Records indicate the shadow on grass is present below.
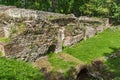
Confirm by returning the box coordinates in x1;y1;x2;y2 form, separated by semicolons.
104;47;120;57
104;47;120;79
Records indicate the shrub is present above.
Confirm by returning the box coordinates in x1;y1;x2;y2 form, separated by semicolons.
0;58;44;80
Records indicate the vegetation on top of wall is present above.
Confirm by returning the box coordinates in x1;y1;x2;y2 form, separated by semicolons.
1;0;120;24
10;22;26;35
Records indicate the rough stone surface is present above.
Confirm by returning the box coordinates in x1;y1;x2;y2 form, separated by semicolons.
35;56;53;72
6;19;58;62
3;25;12;38
0;5;110;62
55;29;63;53
96;26;104;33
64;36;73;46
85;27;96;39
64;34;83;46
0;27;5;38
88;59;114;80
0;43;6;56
0;5;16;14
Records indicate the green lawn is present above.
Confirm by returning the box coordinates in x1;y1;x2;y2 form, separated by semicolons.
0;58;44;80
48;53;77;71
64;29;120;63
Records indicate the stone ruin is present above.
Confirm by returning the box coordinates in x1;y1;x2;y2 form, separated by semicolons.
0;5;110;62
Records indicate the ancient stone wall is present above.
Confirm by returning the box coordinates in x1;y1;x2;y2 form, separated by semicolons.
0;5;16;14
0;6;67;20
0;5;110;62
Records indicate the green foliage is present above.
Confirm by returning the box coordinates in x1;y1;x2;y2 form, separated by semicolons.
57;0;74;13
64;29;120;63
0;37;10;43
0;58;44;80
105;57;120;79
48;53;77;71
10;22;26;35
1;0;120;23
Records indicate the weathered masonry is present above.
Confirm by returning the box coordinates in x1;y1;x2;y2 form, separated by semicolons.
0;5;110;62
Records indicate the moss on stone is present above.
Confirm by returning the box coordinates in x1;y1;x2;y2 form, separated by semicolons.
0;37;10;43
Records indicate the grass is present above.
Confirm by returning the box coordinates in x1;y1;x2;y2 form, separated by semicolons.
0;58;44;80
48;53;78;72
64;29;120;63
105;57;120;79
0;37;10;43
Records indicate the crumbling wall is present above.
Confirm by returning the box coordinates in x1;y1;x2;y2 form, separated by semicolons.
6;19;58;62
50;16;109;46
0;5;110;62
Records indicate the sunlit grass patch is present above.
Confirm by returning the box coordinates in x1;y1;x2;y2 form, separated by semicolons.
64;29;120;63
48;53;78;72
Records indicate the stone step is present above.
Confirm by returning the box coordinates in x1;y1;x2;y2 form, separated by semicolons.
34;56;53;72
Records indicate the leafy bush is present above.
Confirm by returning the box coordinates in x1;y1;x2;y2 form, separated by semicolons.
0;58;44;80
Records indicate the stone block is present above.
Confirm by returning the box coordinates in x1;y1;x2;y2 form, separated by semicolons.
85;27;96;39
0;27;5;38
96;26;104;33
2;43;24;56
0;43;6;56
64;33;83;46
